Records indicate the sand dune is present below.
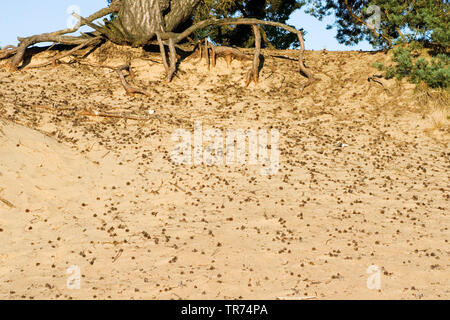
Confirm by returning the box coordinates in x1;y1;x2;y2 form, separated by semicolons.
0;44;448;299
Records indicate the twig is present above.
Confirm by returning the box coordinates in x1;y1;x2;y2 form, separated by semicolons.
30;104;56;111
167;37;178;81
0;45;17;59
164;17;317;88
0;197;15;208
112;249;123;263
368;75;391;93
205;38;210;70
169;182;187;193
0;187;14;208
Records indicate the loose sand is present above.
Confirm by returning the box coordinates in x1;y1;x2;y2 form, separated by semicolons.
0;43;448;299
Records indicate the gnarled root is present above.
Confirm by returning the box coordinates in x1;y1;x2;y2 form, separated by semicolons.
156;34;178;81
0;46;18;60
4;5;119;71
201;40;251;69
116;65;152;97
214;47;250;67
7;35;93;71
163;17;318;92
157;33;170;75
167;38;178;81
245;25;262;87
205;39;211;70
27;37;102;69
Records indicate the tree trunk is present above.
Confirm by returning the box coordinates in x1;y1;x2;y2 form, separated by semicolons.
115;0;200;46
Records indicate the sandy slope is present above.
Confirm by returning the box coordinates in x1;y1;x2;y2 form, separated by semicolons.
0;43;448;299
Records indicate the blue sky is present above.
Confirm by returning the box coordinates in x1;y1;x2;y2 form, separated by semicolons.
0;1;373;51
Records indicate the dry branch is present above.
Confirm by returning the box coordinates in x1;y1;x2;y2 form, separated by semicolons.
210;42;216;67
205;39;210;70
211;46;251;66
0;187;14;208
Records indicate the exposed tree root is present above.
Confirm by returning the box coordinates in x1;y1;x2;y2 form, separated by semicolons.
199;40;251;69
368;75;391;94
157;33;170;75
245;25;262;87
208;40;215;68
5;5;119;71
0;45;18;60
1;5;317;94
214;46;251;66
167;37;178;81
26;38;102;69
205;39;211;70
59;61;155;98
228;47;251;64
161;17;318;91
116;65;153;97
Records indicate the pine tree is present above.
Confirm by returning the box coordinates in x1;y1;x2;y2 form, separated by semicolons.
305;0;449;88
